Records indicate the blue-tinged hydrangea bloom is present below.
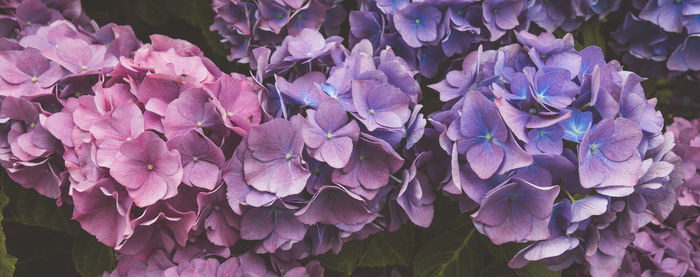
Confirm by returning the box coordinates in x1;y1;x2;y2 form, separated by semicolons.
610;0;700;78
219;28;433;268
428;31;682;276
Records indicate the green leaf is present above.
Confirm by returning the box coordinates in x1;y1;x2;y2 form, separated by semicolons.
318;241;365;275
2;174;80;235
319;227;414;275
577;19;607;55
72;235;116;277
413;227;484;277
0;184;17;277
357;227;414;268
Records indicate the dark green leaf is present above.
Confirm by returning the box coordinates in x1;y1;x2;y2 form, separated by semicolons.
0;184;17;277
357;227;413;268
319;227;414;275
413;227;484;277
72;235;116;277
318;240;365;275
577;19;606;55
2;176;79;235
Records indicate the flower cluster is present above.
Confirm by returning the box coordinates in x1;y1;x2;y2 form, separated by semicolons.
609;0;700;78
616;118;700;277
343;0;624;78
428;31;682;276
0;1;327;275
231;27;436;260
210;0;346;62
0;0;140;200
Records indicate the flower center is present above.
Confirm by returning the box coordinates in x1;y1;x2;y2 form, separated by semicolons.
26;21;31;25
81;66;88;71
29;122;36;128
358;154;365;161
31;76;38;83
508;194;518;202
485;132;494;142
369;109;375;115
528;107;537;114
414;18;421;25
276;13;284;19
492;8;498;14
326;133;333;140
285;153;293;161
674;0;682;4
196;121;203;127
193;157;199;162
227;111;233;118
589;143;599;153
147;164;155;171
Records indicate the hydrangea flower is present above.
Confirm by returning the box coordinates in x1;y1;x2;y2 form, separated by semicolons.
302;99;360;168
211;0;345;61
223;30;432;264
428;32;681;276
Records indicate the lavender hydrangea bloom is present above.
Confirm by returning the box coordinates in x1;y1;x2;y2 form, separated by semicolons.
639;0;700;33
447;91;533;179
244;118;310;198
240;203;307;253
397;152;436;228
110;131;183;207
428;31;678;276
166;130;225;190
302;100;360;168
472;178;560;244
352;73;411;131
295;185;374;226
331;133;404;199
483;0;524;40
667;34;700;71
578;118;643;197
393;3;443;48
71;178;133;248
0;48;63;98
276;72;329;108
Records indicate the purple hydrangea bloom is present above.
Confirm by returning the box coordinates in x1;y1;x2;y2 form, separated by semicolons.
71;178;133;247
240;202;307;253
166;130;225;190
483;0;524;40
0;48;63;98
110;131;184;207
472;178;560;244
295;185;374;226
667;34;700;71
243;118;310;198
331;133;404;199
393;3;443;48
639;0;700;33
447;91;533;179
578;118;643;197
397;152;436;228
352;73;411;131
302;100;360;168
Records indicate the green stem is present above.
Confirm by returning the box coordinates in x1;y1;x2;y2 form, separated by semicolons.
564;188;576;203
389;175;403;184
